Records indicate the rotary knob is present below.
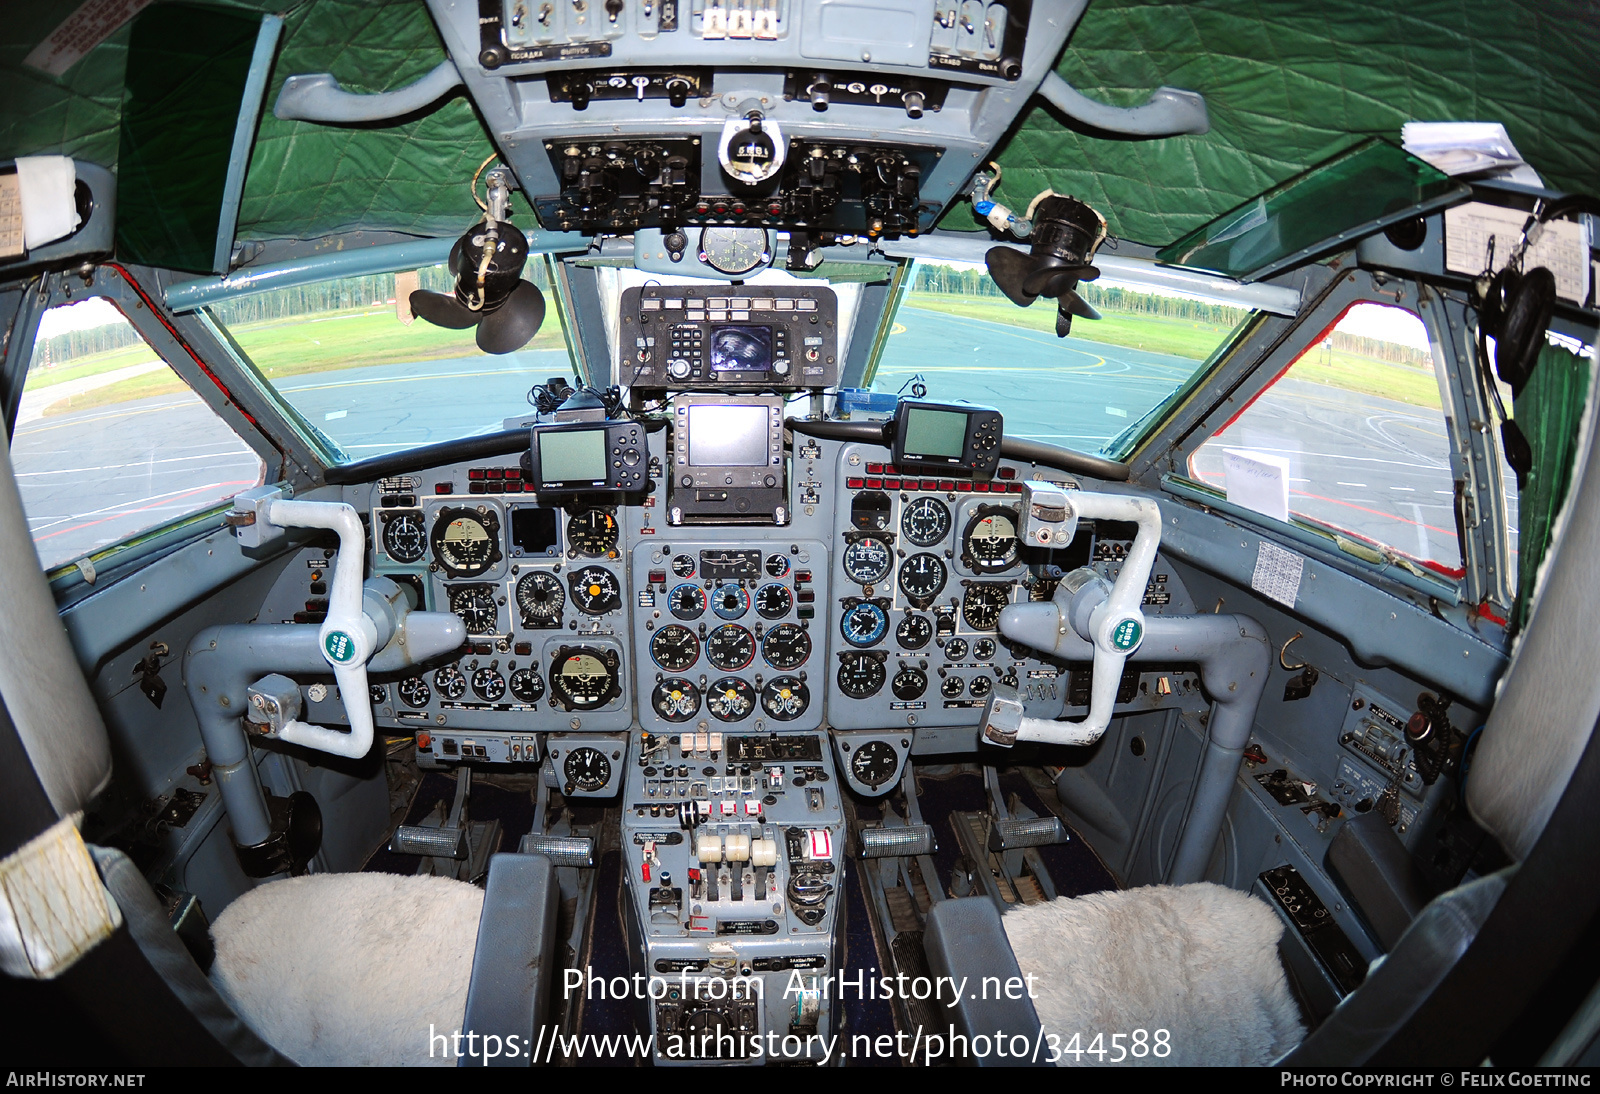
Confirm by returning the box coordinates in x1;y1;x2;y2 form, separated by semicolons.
667;357;692;380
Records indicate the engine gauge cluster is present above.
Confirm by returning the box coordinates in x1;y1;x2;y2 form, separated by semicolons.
632;539;825;732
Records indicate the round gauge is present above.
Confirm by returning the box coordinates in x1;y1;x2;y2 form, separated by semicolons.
568;566;621;615
764;553;790;578
668;583;708;620
369;683;388;706
901;497;952;547
849;740;900;789
430;508;502;578
650;624;700;672
897;553;948;608
969;675;994;699
671;554;696;579
562;746;612;793
698;226;771;276
943;637;969;661
515;571;565;628
651;678;702;722
448;584;499;635
381;512;427;563
710;583;751;620
433;664;467;701
962;584;1011;631
567;508;619;557
755;582;792;619
974;638;997;661
760;677;809;721
761;622;811;669
706;677;756;722
398;676;431;708
940;675;965;698
472;668;506;702
840;601;888;648
548;646;621;710
961;507;1021;574
896;613;932;650
842;537;893;585
837;653;887;699
706;624;755;672
891;667;927;701
509;668;545;704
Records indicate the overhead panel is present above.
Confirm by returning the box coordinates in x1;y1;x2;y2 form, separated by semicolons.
428;0;1057;241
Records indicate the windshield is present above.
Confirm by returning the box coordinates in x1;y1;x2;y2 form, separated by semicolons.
205;264;570;460
870;260;1257;457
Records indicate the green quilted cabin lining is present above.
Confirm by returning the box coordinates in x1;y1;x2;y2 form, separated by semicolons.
2;0;1597;247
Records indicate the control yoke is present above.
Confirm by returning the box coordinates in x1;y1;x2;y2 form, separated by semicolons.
981;481;1160;748
222;490;460;760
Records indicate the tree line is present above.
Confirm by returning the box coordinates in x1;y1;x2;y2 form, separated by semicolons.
910;262;1248;326
207;262;554;326
34;318;144;366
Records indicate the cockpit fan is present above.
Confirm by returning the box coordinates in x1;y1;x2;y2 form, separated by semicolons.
985;194;1107;338
409;162;546;355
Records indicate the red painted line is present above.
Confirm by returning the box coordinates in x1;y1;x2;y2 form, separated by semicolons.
35;480;256;542
1289;487;1457;538
1212;302;1372;436
105;264;285;469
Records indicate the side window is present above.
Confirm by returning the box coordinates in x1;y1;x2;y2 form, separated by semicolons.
13;295;265;571
1189;302;1462;577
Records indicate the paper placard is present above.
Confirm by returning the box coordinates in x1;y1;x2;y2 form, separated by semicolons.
0;175;23;261
1223;448;1290;523
1445;202;1592;304
1252;541;1305;609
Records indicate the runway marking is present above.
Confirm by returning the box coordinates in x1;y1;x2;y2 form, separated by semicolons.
14;449;250;477
1336;482;1368;488
16;396;207;436
276;363;549;395
32;480;256;543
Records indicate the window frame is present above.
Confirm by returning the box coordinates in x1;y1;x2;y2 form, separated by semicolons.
5;265;282;590
1165;269;1513;613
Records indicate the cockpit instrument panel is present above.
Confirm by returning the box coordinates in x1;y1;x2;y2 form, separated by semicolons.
668;395;787;524
621;284;839;390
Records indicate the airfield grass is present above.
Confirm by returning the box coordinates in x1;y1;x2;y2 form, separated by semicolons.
898;294;1441;409
37;308;570;417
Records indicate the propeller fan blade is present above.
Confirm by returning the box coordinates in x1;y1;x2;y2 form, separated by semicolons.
1020;260;1100;300
409;290;479;330
985;247;1042;307
1063;290;1101;320
475;280;547;355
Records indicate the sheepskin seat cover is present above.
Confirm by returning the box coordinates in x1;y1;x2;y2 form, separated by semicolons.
210;872;485;1066
1002;883;1305;1066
